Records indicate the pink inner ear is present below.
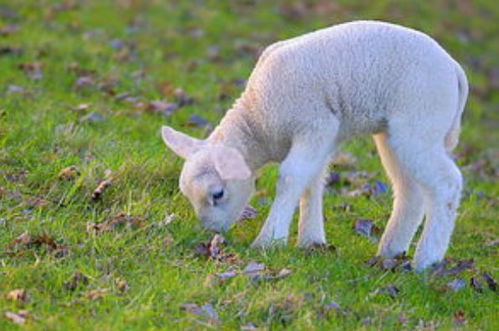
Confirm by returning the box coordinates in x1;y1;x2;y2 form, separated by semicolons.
213;147;251;181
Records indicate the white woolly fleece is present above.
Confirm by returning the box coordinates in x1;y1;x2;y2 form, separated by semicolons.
162;21;468;271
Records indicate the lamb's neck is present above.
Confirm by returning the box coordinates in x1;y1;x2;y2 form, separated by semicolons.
207;99;269;172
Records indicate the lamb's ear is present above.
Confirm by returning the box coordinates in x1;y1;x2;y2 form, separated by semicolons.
161;126;204;159
213;147;251;181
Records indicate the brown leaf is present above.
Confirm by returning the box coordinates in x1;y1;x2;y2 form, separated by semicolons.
6;289;28;303
86;213;145;234
172;88;195;106
144;100;178;116
116;278;129;292
366;252;412;272
195;234;237;262
58;166;80;180
237;205;258;222
18;62;43;80
454;309;467;325
242;262;292;281
84;288;108;300
12;232;32;245
431;258;475;278
10;231;68;257
64;272;89;291
91;179;112;201
163;234;174;248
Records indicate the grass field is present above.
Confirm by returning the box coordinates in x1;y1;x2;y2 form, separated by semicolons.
0;0;498;329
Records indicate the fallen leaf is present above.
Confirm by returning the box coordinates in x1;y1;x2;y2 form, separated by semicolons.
116;278;129;292
195;234;237;262
375;284;400;298
216;270;237;280
325;171;341;186
12;232;32;245
243;262;266;280
237;205;258;222
445;278;466;292
180;303;220;324
331;151;357;168
6;84;27;94
145;100;178;116
470;276;483;293
454;309;467;325
0;45;23;56
25;197;50;208
18;62;43;80
4;311;29;325
79;112;107;123
172;87;195;106
242;262;292;281
74;76;94;89
70;103;90;113
482;272;497;292
363;181;388;196
84;288;108;300
86;213;145;234
186;114;212;129
354;218;381;242
240;323;258;330
10;231;68;257
163;234;174;247
91;179;112;201
0;23;19;36
58;166;80;180
431;258;475;278
64;272;89;291
6;289;28;303
324;301;341;311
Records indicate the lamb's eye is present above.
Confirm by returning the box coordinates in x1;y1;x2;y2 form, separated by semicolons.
212;190;224;201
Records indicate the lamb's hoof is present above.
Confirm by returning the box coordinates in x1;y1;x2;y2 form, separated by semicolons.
297;238;327;249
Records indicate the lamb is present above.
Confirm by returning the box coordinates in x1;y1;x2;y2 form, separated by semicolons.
161;20;468;271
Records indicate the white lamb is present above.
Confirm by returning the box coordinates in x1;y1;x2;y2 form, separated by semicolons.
161;20;468;271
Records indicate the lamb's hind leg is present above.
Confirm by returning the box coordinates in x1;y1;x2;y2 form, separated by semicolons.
297;164;328;247
374;133;425;258
379;130;462;271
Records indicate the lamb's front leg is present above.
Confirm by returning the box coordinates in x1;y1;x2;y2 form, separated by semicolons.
252;133;336;248
297;168;328;247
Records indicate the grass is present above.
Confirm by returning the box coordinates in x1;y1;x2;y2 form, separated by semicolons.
0;0;498;329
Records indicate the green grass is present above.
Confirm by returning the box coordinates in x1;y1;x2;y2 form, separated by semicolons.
1;0;498;329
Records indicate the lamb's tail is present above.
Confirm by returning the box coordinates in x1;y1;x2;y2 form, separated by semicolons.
445;62;469;151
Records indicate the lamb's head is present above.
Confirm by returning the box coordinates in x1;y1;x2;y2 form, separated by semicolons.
161;126;254;232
